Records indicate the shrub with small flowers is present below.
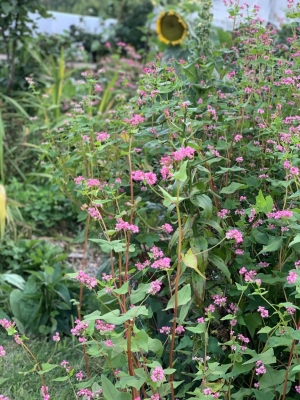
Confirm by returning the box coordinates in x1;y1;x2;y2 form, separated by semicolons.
4;0;300;399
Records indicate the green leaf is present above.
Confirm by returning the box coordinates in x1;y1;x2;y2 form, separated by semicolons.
257;326;273;334
186;323;206;334
102;375;131;400
38;363;59;375
289;234;300;248
113;281;129;295
190;194;212;219
159;186;185;206
208;253;231;282
243;313;262;338
182;248;205;278
165;284;191;310
52;376;69;382
243;348;276;365
220;182;248;194
1;273;25;289
173;161;188;182
258;237;283;254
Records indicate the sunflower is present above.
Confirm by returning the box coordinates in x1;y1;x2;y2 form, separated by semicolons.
156;11;187;46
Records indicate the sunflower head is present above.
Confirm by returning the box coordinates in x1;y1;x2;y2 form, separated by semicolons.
156;11;187;46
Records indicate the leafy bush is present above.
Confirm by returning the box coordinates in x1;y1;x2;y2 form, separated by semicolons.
6;180;76;231
3;1;300;399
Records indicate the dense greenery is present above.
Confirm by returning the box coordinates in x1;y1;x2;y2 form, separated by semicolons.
1;0;300;399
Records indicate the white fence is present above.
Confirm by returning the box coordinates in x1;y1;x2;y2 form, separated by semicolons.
29;1;295;36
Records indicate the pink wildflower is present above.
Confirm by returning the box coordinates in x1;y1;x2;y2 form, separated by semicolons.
151;366;165;382
287;271;298;284
144;172;157;185
160;326;171;334
257;306;269;318
172;146;195;161
0;346;5;357
123;114;145;125
41;385;50;400
161;223;173;233
175;326;185;334
75;271;97;290
53;332;60;342
226;229;243;244
74;176;85;185
152;257;171;269
96;132;110;142
255;360;266;375
149;280;162;295
76;371;84;381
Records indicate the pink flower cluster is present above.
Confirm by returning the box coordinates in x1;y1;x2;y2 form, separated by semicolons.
203;388;220;397
267;210;293;219
160;326;171;334
77;388;102;398
175;325;185;334
71;319;88;338
255;360;266;375
0;346;5;357
0;396;9;400
172;146;195;161
150;366;165;382
123;114;145;125
41;385;50;400
53;332;60;342
212;294;227;306
257;306;269;318
149;279;162;295
115;218;139;233
131;170;157;185
0;319;15;330
95;320;115;333
287;271;298;284
88;207;102;220
161;223;173;233
75;271;98;290
226;229;243;244
96;132;110;142
76;371;84;381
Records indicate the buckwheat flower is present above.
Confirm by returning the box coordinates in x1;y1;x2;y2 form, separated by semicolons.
94;83;103;93
257;109;264;114
213;295;227;306
295;260;300;269
205;304;215;314
172;146;195;161
236;157;243;163
95;320;115;333
234;134;243;142
75;271;97;290
152;257;171;269
77;388;94;398
74;176;85;185
86;178;101;187
197;317;205;323
283;160;291;169
175;326;185;334
161;166;172;180
151;366;164;382
204;388;212;395
287;271;298;284
226;229;243;244
160;326;171;334
149;279;162;295
115;218;139;233
217;209;229;218
254;382;260;388
41;385;50;400
76;371;84;381
197;98;203;104
96;132;110;142
14;335;22;345
295;385;300;394
53;332;60;342
123;114;145;125
258;262;269;268
88;207;102;220
0;346;5;357
131;170;145;181
255;360;266;375
60;360;69;368
290;166;299;175
150;246;164;259
240;196;247;201
0;396;9;400
104;339;114;348
161;223;173;233
286;306;296;315
144;172;157;185
235;249;244;255
257;306;269;318
151;395;160;400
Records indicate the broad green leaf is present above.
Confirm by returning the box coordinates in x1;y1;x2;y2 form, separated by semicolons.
258;237;283;254
190;194;212;219
289;234;300;248
243;348;276;365
113;281;129;295
102;375;131;400
208;253;231;282
173;160;188;182
257;326;273;334
159;186;185;206
186;323;206;334
38;363;59;375
165;284;191;310
220;182;248;194
243;313;262;338
182;248;205;278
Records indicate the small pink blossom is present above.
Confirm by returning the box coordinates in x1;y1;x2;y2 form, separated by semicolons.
287;271;298;284
160;326;171;334
149;280;162;295
151;366;164;382
76;371;84;381
53;332;60;342
175;325;185;334
75;271;97;290
0;346;5;357
161;223;173;233
257;306;269;318
226;229;243;244
96;132;110;142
